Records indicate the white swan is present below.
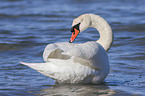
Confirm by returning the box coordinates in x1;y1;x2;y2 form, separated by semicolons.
20;14;113;84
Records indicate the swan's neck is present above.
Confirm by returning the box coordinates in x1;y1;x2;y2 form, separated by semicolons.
89;14;113;51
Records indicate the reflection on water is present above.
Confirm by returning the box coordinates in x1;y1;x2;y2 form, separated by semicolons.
35;85;121;96
33;84;141;96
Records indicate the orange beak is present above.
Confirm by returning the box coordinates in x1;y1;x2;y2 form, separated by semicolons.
69;28;80;43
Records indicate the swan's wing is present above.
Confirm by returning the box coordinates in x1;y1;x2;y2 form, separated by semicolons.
61;42;107;70
72;56;99;70
43;42;106;70
43;43;71;62
43;42;95;69
61;42;99;59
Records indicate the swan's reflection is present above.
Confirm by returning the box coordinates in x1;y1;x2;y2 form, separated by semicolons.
36;84;115;96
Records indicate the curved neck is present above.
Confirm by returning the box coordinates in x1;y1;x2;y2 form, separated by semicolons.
89;14;113;51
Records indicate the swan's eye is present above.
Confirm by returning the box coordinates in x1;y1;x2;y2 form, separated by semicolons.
70;23;80;33
71;27;75;33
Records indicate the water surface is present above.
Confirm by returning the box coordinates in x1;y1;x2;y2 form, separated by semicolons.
0;0;145;95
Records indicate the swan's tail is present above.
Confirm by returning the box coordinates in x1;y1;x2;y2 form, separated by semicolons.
20;61;45;65
20;61;56;79
20;61;51;70
20;61;46;70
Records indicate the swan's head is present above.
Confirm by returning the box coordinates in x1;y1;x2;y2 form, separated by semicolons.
69;14;91;43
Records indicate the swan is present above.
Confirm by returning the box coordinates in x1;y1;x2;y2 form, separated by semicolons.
20;14;113;84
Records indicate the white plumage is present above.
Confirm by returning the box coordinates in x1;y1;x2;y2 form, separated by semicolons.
21;14;113;84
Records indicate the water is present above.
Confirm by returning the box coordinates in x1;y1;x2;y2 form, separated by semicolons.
0;0;145;95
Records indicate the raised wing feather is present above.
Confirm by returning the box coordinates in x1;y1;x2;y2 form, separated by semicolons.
43;42;105;70
43;43;72;62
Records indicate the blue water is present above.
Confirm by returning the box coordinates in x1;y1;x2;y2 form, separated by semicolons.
0;0;145;95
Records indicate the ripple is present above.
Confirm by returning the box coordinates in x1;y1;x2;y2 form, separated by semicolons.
113;24;145;32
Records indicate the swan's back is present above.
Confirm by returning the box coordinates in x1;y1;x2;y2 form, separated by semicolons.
42;41;109;84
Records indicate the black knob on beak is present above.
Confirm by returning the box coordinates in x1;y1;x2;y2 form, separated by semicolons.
69;40;72;43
